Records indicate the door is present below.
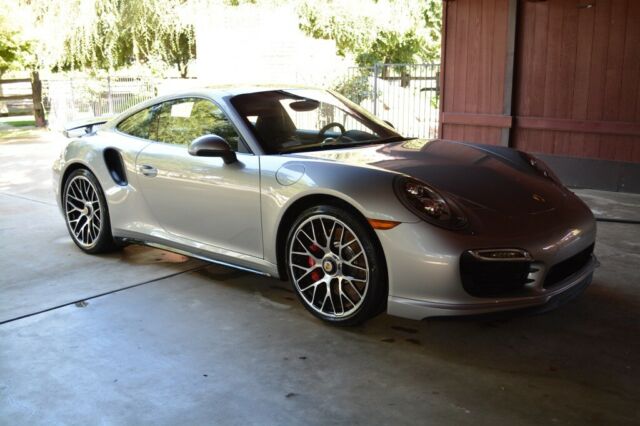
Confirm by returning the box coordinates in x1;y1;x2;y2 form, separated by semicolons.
135;97;263;258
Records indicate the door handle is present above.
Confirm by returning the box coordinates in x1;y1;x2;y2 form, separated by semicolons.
138;164;158;177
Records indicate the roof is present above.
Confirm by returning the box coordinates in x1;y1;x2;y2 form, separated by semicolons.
201;84;324;97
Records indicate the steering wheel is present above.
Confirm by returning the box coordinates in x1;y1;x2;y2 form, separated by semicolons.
318;122;346;142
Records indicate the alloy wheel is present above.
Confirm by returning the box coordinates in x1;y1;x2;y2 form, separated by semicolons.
65;175;102;248
289;214;370;319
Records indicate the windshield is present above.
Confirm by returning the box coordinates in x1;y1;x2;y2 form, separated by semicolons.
230;89;404;154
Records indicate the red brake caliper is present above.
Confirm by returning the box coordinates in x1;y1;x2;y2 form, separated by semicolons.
309;244;321;282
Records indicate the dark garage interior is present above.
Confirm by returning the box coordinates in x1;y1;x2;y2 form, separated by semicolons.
1;1;640;425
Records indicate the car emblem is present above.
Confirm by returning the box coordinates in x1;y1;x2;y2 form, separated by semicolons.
532;194;546;203
323;260;334;272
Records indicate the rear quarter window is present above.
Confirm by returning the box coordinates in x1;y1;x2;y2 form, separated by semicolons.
116;106;158;139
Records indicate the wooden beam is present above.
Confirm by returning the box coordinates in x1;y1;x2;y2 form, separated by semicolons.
0;78;31;84
515;116;640;137
0;94;32;101
442;112;513;128
502;0;519;147
438;0;450;139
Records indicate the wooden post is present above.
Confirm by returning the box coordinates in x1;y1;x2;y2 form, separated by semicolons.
31;71;46;128
501;0;518;147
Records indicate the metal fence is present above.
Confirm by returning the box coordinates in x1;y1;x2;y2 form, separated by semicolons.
341;63;440;139
42;77;157;129
40;67;441;137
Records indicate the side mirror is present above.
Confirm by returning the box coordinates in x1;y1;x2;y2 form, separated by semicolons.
188;134;237;164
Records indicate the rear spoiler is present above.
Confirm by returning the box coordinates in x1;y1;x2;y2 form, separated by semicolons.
63;116;113;138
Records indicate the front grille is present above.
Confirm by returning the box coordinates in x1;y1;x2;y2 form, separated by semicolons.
460;253;533;297
544;244;595;289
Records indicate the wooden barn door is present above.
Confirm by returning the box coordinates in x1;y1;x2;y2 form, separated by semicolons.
440;0;516;146
440;0;640;163
512;0;640;163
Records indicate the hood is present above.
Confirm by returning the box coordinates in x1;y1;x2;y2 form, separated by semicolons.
289;139;571;217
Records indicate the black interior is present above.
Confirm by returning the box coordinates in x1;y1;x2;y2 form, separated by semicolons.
230;90;394;154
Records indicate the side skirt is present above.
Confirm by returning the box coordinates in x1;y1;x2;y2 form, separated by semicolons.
115;232;279;278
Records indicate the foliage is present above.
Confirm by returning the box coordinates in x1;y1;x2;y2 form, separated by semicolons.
357;30;427;66
422;0;443;62
298;2;374;59
331;72;373;104
23;0;196;76
298;0;442;67
0;13;33;77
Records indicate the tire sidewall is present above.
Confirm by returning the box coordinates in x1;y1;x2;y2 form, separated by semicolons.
285;204;388;326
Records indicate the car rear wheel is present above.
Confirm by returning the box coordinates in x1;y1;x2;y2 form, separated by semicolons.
63;168;118;254
286;205;387;326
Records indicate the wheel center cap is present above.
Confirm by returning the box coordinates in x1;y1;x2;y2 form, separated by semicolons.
322;256;340;275
82;202;93;218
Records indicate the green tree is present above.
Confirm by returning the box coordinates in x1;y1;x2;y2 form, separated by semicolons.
25;0;196;76
0;15;33;79
0;12;34;117
298;0;442;67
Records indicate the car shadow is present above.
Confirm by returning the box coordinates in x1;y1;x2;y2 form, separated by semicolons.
189;264;639;402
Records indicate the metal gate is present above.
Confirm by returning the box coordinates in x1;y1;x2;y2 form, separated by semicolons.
340;63;441;139
42;77;157;129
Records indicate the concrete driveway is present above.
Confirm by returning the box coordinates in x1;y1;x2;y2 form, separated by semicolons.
1;132;639;425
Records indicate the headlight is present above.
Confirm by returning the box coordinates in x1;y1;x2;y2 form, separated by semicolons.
521;153;562;185
394;176;467;230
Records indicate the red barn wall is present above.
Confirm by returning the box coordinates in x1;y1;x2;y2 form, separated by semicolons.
441;0;512;146
441;0;640;174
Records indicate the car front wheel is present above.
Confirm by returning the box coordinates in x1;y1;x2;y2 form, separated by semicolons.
286;205;387;326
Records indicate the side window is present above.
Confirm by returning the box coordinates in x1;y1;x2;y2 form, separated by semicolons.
155;98;245;152
116;106;158;139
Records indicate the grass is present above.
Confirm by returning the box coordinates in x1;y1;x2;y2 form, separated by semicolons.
0;127;44;141
0;116;40;141
4;119;36;127
0;116;36;127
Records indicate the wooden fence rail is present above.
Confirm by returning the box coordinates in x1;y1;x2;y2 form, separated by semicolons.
0;73;46;127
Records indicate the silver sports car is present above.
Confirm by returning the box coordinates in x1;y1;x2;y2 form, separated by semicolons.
53;87;598;325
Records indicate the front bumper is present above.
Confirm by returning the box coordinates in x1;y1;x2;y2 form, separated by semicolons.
376;215;598;320
387;256;597;320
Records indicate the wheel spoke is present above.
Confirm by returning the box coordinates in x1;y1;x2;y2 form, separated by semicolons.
292;264;317;282
294;236;321;259
320;219;329;246
300;280;321;293
344;279;363;299
327;221;337;246
299;229;319;248
327;284;337;314
342;275;367;283
337;281;346;314
343;260;367;272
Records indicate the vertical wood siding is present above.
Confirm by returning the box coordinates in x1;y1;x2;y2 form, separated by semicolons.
514;0;640;162
441;0;640;163
441;0;510;145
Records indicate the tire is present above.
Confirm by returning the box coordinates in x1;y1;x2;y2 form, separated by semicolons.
62;168;119;254
285;204;388;326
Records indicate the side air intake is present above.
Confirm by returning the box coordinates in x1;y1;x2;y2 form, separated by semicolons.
103;148;127;186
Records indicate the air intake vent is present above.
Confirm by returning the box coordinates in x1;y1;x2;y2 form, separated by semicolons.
544;244;594;289
103;148;127;186
460;250;533;297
